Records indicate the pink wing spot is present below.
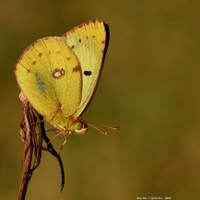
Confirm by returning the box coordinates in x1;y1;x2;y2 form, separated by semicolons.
52;68;65;78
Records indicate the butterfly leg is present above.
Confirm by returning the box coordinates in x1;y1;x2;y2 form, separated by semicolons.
59;130;72;154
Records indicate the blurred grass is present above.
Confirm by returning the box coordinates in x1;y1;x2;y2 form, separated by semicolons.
1;0;200;199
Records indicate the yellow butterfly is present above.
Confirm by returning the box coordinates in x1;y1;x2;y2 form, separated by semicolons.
15;19;119;136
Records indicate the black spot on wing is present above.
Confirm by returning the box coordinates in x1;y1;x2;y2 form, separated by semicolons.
84;71;92;76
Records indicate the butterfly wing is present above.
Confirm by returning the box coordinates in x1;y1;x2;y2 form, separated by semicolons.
62;19;110;117
15;37;82;127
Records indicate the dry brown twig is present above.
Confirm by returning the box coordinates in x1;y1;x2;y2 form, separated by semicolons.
17;92;65;200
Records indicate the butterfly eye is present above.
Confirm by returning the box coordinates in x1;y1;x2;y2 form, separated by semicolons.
74;122;88;135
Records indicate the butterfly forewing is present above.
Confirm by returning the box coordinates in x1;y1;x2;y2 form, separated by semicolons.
62;19;110;116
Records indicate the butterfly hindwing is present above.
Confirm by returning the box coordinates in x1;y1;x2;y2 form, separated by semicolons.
15;37;82;119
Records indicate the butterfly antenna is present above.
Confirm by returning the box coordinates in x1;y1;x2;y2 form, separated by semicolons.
86;121;120;135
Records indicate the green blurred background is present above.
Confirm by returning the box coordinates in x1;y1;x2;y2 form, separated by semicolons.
1;0;200;199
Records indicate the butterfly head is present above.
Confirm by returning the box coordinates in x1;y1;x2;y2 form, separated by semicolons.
73;118;120;135
72;117;89;135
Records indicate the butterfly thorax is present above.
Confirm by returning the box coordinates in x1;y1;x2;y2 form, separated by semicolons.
50;114;88;134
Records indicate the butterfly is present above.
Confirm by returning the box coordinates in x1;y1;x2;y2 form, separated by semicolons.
15;19;119;136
